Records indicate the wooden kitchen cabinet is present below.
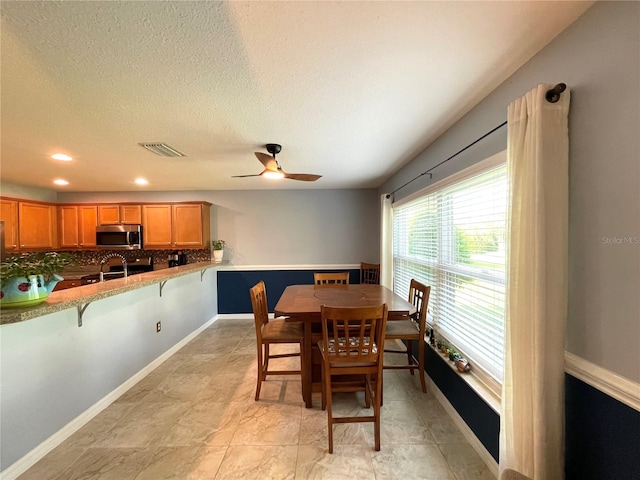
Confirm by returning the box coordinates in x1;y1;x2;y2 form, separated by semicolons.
59;205;98;248
79;206;98;247
142;202;211;249
142;204;173;248
59;206;79;248
98;205;142;225
172;204;211;247
0;198;19;253
1;197;210;253
18;201;57;250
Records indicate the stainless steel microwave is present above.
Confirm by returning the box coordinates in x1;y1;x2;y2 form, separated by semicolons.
96;224;143;250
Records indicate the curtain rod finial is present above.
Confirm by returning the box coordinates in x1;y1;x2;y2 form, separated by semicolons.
546;83;566;103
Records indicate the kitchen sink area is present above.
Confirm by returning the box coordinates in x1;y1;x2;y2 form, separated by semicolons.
80;256;155;285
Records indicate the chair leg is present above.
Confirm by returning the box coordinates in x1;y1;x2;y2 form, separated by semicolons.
407;340;414;375
321;361;326;410
325;367;334;453
364;374;371;409
264;343;270;372
372;375;381;451
255;343;264;401
418;339;427;393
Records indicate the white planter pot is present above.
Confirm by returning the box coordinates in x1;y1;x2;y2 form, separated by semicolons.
213;249;223;262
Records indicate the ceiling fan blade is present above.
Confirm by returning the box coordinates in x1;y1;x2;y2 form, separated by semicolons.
232;174;262;178
283;172;322;182
255;152;277;170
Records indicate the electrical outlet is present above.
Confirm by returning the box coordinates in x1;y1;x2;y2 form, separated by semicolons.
156;321;161;333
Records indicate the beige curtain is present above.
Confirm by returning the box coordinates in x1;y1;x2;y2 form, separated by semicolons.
380;194;393;288
499;84;570;480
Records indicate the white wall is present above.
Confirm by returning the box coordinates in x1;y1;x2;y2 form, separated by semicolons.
57;189;381;265
381;2;640;382
0;182;58;203
0;270;217;471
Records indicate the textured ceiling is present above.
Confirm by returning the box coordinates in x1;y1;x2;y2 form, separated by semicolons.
0;1;592;192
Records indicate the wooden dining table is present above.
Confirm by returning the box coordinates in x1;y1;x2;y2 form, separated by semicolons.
274;284;416;408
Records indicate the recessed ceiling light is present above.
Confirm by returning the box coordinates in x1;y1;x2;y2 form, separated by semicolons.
52;153;73;161
134;178;149;185
53;179;69;185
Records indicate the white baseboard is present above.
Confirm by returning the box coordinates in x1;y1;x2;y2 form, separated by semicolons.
427;375;499;478
216;313;254;320
564;352;640;412
1;316;219;480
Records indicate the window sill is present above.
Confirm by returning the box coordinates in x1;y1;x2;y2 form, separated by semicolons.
426;340;501;414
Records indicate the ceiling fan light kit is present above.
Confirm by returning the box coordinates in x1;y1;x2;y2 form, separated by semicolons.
232;143;322;182
262;169;285;179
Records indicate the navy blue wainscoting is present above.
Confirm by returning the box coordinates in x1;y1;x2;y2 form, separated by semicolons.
217;269;360;314
565;373;640;480
417;344;500;461
413;339;640;472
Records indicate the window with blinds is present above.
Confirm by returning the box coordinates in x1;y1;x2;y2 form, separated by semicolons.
392;160;507;382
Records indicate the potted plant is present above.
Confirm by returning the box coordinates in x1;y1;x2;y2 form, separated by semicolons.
448;347;461;362
0;252;75;308
211;240;225;262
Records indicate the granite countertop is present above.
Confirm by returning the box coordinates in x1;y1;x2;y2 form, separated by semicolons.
0;261;224;325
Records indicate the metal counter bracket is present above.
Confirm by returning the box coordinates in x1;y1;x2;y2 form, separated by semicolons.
159;280;168;297
200;269;209;281
77;302;91;327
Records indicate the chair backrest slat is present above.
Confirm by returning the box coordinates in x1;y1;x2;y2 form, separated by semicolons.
314;272;349;288
321;304;388;364
250;281;269;343
408;279;431;336
360;262;381;284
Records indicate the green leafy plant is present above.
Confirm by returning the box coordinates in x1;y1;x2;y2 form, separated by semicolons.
0;252;75;287
212;240;225;250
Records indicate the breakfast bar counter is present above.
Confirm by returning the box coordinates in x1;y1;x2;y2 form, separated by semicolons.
1;258;221;473
0;261;223;325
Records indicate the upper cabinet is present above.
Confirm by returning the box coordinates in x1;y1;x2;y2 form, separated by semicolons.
78;205;98;248
141;205;173;248
0;199;19;253
18;201;57;250
142;202;210;249
172;203;211;248
0;197;210;252
98;205;142;225
59;205;98;249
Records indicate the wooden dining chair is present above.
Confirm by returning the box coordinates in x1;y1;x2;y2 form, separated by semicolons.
360;262;381;284
250;281;304;401
318;303;388;453
383;279;430;393
314;272;349;288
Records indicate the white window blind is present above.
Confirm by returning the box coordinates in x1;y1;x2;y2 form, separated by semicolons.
393;161;507;382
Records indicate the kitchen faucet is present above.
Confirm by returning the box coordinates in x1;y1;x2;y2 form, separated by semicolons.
99;253;128;282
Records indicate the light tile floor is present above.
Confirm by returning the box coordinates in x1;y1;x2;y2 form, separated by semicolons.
18;318;496;480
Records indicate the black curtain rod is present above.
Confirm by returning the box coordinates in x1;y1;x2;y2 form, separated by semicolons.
386;83;566;200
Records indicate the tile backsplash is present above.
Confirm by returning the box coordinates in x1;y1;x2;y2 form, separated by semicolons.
60;248;212;267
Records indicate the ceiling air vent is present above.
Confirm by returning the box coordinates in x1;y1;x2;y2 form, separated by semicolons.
138;143;186;157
